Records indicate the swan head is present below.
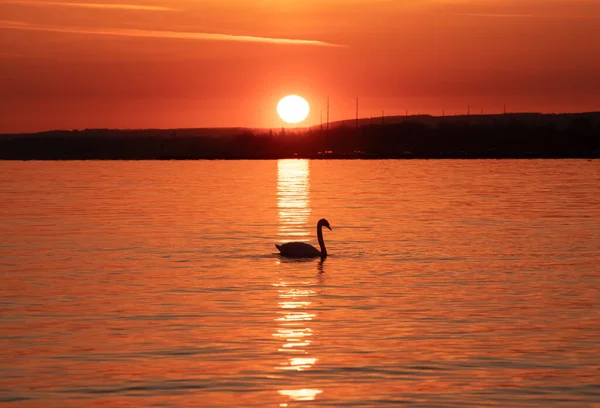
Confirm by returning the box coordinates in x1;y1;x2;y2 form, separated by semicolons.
318;218;332;231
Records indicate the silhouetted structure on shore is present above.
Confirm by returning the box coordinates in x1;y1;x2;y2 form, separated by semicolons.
1;112;599;160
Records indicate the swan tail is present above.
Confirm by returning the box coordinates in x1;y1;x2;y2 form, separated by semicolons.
275;244;282;252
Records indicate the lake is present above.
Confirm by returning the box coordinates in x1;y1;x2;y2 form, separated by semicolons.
1;159;599;407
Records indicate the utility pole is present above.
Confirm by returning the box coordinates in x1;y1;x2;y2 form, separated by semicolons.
320;111;323;132
326;97;330;130
356;97;359;129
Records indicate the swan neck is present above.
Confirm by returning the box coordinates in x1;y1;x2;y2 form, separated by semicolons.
317;224;327;256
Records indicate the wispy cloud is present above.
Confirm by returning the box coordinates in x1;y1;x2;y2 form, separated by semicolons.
0;0;174;11
460;13;537;18
458;13;600;19
0;20;346;47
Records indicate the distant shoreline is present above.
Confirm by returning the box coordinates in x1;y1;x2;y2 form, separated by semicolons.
2;112;599;160
3;155;598;161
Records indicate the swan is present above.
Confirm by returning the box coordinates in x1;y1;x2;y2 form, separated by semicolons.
276;218;332;258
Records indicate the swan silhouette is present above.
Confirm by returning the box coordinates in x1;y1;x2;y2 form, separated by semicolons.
276;218;332;258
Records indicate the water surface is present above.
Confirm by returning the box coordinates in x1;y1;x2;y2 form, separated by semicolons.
1;160;599;407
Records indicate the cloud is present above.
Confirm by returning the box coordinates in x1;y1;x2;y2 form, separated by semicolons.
0;0;174;11
458;12;600;19
0;20;346;47
459;13;537;18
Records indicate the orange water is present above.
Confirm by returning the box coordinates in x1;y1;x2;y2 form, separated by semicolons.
1;160;599;407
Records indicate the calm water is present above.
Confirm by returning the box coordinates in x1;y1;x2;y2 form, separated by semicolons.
1;160;599;407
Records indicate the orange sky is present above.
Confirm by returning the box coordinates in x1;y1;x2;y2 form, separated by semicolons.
1;0;599;133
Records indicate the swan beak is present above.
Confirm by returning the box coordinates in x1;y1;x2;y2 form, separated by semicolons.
326;225;332;231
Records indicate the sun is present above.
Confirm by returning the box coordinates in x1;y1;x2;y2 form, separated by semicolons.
277;95;310;124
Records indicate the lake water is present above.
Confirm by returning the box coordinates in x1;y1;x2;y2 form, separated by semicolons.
1;159;599;407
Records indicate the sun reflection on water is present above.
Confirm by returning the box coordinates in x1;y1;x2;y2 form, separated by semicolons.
278;388;323;401
275;159;322;402
272;280;317;372
277;159;311;242
273;280;322;398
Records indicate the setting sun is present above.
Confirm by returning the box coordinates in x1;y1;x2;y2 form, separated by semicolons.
277;95;310;124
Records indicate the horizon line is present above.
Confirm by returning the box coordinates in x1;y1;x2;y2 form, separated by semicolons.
2;110;599;135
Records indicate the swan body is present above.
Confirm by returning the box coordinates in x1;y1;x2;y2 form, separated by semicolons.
276;218;332;258
275;242;321;257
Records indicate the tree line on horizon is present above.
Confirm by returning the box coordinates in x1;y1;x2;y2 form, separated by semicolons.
1;112;599;159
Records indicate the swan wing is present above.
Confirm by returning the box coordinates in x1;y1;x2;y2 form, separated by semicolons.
276;242;321;257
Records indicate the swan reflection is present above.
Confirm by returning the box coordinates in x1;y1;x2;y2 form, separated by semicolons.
317;258;325;274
